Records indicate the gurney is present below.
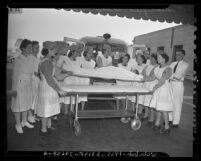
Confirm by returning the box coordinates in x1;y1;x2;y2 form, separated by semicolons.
61;85;150;136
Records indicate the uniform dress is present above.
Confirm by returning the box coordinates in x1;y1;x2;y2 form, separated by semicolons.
149;66;174;112
56;56;89;104
96;52;112;67
169;60;189;125
129;63;147;103
36;58;60;118
11;54;33;112
28;54;40;111
115;63;132;99
138;64;158;106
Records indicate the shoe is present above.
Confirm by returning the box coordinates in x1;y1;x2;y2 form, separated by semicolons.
28;116;36;123
120;117;130;123
151;125;160;130
15;124;23;134
148;121;154;126
141;117;148;122
21;121;34;128
47;126;56;131
52;116;58;120
172;125;179;128
169;121;173;125
39;130;48;137
160;127;171;134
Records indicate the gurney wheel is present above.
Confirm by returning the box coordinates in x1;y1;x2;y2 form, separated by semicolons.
73;120;81;136
130;118;141;131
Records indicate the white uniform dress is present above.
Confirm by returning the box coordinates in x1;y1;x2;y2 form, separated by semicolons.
149;66;174;112
138;64;158;106
115;63;132;99
129;63;147;103
36;58;60;118
28;54;40;111
96;52;112;67
57;56;88;104
169;60;189;125
11;54;33;112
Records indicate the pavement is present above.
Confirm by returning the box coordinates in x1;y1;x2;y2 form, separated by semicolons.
6;65;195;157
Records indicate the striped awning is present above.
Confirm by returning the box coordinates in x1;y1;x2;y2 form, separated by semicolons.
56;5;195;25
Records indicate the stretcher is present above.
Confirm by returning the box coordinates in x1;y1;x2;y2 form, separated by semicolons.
61;85;150;136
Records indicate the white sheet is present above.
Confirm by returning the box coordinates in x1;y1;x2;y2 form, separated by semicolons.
73;66;143;82
61;85;150;94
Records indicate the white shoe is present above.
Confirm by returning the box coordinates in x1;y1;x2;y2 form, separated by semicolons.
21;121;34;128
28;116;36;123
15;124;23;134
120;117;130;123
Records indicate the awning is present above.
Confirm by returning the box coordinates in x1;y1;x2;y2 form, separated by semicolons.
56;5;195;25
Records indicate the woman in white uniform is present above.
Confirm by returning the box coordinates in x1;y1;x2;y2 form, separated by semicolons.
11;39;34;134
56;44;84;116
79;46;96;110
27;41;40;123
115;54;132;110
129;54;147;115
149;53;173;134
96;44;112;68
36;41;66;135
140;54;158;122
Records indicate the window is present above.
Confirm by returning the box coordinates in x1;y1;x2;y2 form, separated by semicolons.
157;46;164;51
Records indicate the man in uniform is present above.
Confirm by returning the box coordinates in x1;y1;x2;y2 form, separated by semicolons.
169;49;189;127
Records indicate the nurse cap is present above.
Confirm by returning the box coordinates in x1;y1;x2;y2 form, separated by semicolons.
43;41;56;50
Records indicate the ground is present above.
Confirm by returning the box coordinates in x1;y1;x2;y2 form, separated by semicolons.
6;64;195;157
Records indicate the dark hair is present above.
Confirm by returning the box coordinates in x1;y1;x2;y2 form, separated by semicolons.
137;54;147;64
32;41;39;47
68;51;73;58
159;53;169;63
41;48;49;57
19;39;32;51
83;51;88;57
150;54;158;64
176;49;185;55
119;54;130;63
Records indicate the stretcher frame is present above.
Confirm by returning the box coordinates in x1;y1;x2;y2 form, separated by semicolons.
61;85;150;136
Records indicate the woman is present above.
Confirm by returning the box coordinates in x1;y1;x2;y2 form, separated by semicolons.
36;41;66;134
115;54;131;110
11;39;34;134
96;44;112;68
129;54;147;115
79;46;96;110
139;54;158;122
56;44;83;116
149;53;173;134
27;41;40;123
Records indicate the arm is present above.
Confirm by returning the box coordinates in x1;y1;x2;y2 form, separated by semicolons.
54;66;73;81
153;67;172;91
143;68;157;82
41;60;61;92
12;59;20;91
172;63;189;80
96;56;103;68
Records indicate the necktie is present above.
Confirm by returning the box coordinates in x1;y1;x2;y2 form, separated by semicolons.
173;62;179;73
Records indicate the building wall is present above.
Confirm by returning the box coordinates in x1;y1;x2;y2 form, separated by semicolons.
134;24;196;79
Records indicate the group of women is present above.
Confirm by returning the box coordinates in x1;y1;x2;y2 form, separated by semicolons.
116;51;174;134
10;38;174;135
